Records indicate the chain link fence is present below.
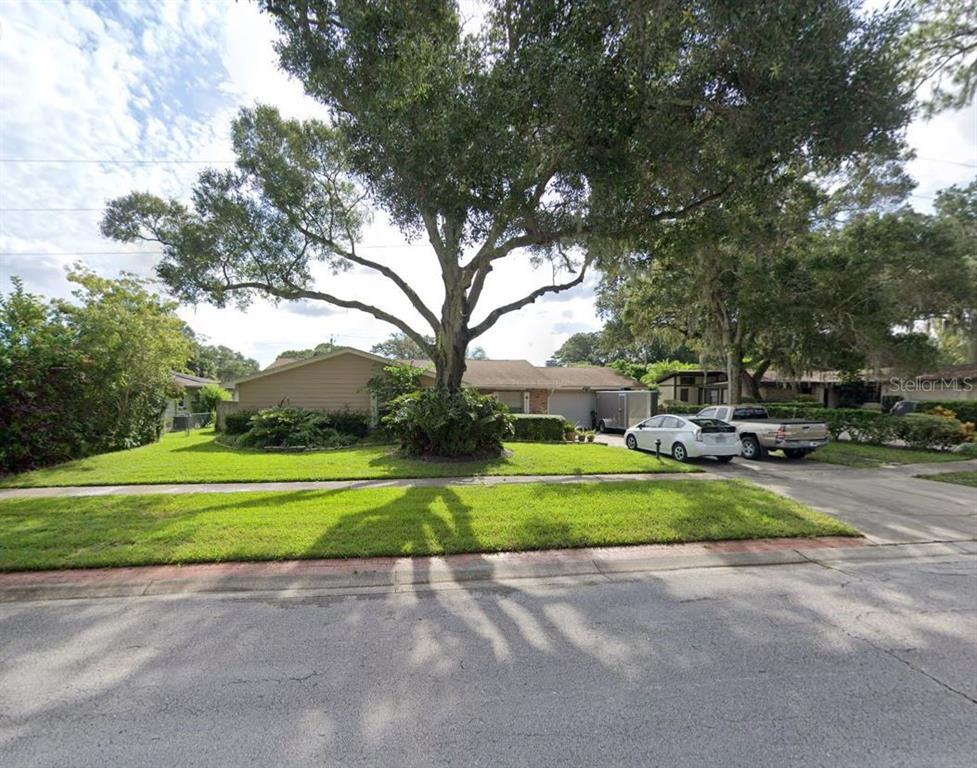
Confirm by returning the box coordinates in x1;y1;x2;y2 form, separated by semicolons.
165;412;213;433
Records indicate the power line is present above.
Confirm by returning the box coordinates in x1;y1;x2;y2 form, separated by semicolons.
0;250;163;257
0;158;235;165
915;156;977;169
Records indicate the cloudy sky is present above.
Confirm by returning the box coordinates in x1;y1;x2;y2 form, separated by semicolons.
1;1;974;366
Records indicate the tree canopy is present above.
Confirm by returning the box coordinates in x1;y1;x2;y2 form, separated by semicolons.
907;0;977;114
0;270;191;473
101;0;912;396
183;329;260;382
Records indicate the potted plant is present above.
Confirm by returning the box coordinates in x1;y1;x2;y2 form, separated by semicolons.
563;421;577;442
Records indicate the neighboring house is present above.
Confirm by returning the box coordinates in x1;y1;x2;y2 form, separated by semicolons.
656;369;845;407
223;347;644;426
165;372;218;424
658;363;977;408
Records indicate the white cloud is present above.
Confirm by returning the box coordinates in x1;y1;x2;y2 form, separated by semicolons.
2;1;974;368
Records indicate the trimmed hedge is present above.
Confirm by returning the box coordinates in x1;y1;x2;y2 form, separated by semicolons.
921;401;977;425
661;403;701;414
511;414;566;442
223;409;258;435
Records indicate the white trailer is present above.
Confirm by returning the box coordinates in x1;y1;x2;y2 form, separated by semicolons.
595;390;657;433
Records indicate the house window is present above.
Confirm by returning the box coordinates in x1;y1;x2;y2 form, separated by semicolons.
679;387;691;403
679;375;697;386
493;390;525;413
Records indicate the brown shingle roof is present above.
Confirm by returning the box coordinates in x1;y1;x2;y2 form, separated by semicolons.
536;365;642;389
408;359;642;390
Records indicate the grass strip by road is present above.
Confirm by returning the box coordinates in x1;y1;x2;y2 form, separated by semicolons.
0;430;695;488
917;471;977;488
0;479;855;571
806;441;973;468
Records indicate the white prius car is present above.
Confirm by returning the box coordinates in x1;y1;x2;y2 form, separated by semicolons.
624;414;740;462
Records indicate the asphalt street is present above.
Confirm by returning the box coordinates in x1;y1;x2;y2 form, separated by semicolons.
2;553;975;767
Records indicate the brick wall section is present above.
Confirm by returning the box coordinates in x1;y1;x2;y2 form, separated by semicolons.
528;389;549;414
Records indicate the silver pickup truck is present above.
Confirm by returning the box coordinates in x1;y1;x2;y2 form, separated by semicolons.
696;404;830;460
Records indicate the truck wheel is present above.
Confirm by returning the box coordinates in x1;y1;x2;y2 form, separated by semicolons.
626;434;637;450
740;436;763;460
671;442;688;462
783;449;808;460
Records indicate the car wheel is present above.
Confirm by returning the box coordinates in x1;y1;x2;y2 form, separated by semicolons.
740;436;763;460
715;455;734;463
625;434;637;450
783;449;808;460
671;442;688;462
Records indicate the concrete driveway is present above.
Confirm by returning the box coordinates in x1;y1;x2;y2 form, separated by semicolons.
707;456;977;545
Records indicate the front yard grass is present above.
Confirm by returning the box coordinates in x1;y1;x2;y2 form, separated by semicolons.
0;479;856;571
917;471;977;488
806;441;973;468
0;430;696;488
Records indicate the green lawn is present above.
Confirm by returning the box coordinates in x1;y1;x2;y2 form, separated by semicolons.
918;471;977;488
0;430;696;488
806;441;973;468
0;479;856;571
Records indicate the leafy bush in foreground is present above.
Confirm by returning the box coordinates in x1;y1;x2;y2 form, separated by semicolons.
233;407;367;449
383;388;513;457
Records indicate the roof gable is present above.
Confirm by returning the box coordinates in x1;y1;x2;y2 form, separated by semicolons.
226;347;428;387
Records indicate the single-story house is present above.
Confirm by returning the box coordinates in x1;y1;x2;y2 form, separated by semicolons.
166;372;218;419
656;368;846;407
223;347;644;426
659;362;977;407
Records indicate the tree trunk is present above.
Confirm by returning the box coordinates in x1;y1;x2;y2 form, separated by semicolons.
435;277;470;391
436;334;468;390
726;351;742;405
745;359;771;401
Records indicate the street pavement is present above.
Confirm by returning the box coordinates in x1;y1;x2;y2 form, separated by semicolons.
1;552;975;767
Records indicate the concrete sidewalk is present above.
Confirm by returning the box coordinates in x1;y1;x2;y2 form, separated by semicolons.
0;470;713;499
3;536;973;604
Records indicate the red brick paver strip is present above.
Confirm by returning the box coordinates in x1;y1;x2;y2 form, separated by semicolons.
0;536;867;601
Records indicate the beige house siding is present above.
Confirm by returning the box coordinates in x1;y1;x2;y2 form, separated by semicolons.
235;352;384;412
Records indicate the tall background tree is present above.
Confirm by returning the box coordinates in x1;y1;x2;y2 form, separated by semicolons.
102;0;911;406
0;270;191;473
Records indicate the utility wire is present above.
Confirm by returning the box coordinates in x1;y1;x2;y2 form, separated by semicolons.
0;158;235;165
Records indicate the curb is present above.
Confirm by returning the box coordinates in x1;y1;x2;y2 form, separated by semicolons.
0;536;887;603
1;539;970;605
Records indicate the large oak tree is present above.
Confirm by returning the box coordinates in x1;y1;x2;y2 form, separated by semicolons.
102;0;911;391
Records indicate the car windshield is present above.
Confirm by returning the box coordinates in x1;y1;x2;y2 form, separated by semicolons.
732;407;768;420
689;418;728;427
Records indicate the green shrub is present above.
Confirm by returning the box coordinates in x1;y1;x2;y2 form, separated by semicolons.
957;442;977;458
195;383;231;413
895;414;968;451
323;408;371;437
236;407;360;450
662;403;701;414
366;363;429;420
223;409;258;435
511;414;565;442
383;387;514;457
922;401;977;424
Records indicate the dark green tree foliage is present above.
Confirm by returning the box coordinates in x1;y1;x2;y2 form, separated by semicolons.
186;336;260;381
101;0;911;397
906;0;977;115
276;341;339;361
0;271;191;473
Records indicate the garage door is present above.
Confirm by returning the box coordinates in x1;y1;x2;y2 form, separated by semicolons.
548;391;595;428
